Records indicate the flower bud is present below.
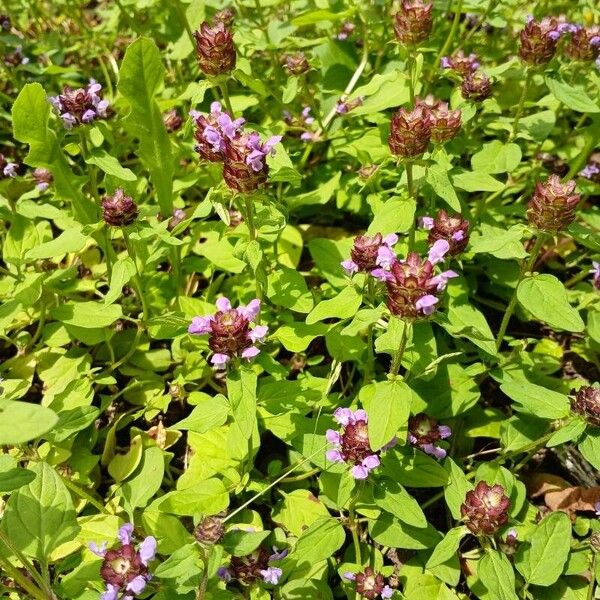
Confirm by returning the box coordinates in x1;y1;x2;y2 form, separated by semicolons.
102;188;139;227
417;96;461;143
566;26;600;61
0;15;10;30
388;105;432;158
526;174;580;232
194;21;236;77
337;21;356;41
282;52;310;76
194;516;225;545
461;71;492;101
167;208;187;231
212;6;236;27
408;413;452;459
33;168;53;191
440;50;480;76
163;108;183;133
460;481;510;535
518;16;563;65
393;0;433;46
344;567;393;599
426;209;470;255
571;386;600;426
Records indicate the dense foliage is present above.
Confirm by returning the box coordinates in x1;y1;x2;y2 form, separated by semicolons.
1;1;600;599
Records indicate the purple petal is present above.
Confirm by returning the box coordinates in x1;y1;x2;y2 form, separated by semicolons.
440;57;451;69
438;425;452;439
241;346;260;360
239;299;260;320
422;443;446;460
371;268;394;282
210;101;222;114
428;239;450;265
101;584;119;600
217;567;232;582
260;566;282;584
341;258;359;275
343;571;356;581
333;407;353;426
362;454;380;469
326;449;344;463
415;294;439;315
88;541;107;557
138;536;156;565
419;216;435;230
118;523;134;545
326;429;342;444
248;325;268;343
263;135;283;155
270;547;288;561
81;109;96;123
383;233;399;246
126;575;147;594
3;163;18;177
351;465;369;479
188;316;212;334
382;585;394;598
376;246;396;269
61;112;77;128
452;230;465;241
215;297;232;312
211;353;231;367
353;409;367;423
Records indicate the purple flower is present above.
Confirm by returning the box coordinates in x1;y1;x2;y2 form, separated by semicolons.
341;233;398;277
580;163;600;179
188;298;268;368
3;162;18;177
591;261;600;290
49;81;110;128
419;216;435;230
326;408;394;479
427;239;450;265
260;566;282;584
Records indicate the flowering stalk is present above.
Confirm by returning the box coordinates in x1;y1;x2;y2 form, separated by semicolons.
495;234;546;351
122;230;150;323
509;67;533;142
432;0;464;82
406;161;416;250
389;319;411;377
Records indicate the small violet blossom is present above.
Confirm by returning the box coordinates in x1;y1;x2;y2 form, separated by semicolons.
326;408;395;479
49;80;109;129
188;297;268;368
218;546;288;586
341;233;399;277
343;568;394;598
408;413;452;460
89;523;156;600
591;261;600;290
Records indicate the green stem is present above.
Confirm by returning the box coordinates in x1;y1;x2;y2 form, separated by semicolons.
197;547;213;600
243;196;263;306
59;474;107;514
495;234;546;351
586;552;596;600
122;230;150;322
433;0;463;74
407;48;415;105
389;319;411;377
348;499;361;567
174;0;195;48
406;162;416;250
222;443;328;524
0;554;49;600
279;467;321;483
509;68;533;142
218;81;234;115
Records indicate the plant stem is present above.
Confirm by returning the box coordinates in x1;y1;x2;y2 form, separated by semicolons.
197;547;213;600
122;229;150;322
222;443;328;524
389;319;411;377
586;552;596;600
348;499;361;566
218;81;234;115
407;48;415;105
433;0;463;74
0;554;49;600
405;162;416;250
509;68;533;142
174;0;195;48
495;234;546;351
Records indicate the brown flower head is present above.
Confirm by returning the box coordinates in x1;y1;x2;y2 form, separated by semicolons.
408;413;452;459
388;105;432;158
163;108;183;133
102;188;138;227
566;25;600;61
417;96;461;143
526;174;580;232
393;0;433;46
33;168;53;191
461;71;492;101
571;386;600;427
345;567;393;599
460;481;510;535
212;6;236;27
194;516;225;546
519;16;564;65
194;21;236;76
425;209;470;255
282;52;310;75
440;50;480;76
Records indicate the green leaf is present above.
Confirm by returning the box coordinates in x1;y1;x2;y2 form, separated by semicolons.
517;274;585;332
48;406;99;443
286;517;345;570
516;511;571;586
25;228;88;261
470;225;527;259
368;514;441;549
288;173;341;210
0;457;36;493
3;215;40;266
273;321;328;352
0;400;58;444
382;447;449;488
292;9;350;26
367;379;411;450
153;543;202;579
547;417;586;447
108;434;144;482
227;367;257;439
173;394;229;433
86;150;136;181
367;197;416;235
373;477;427;528
119;38;173;215
105;257;136;305
479;550;518;600
545;77;600;113
471;141;522;174
453;170;504;192
444;459;474;519
426;163;461;211
159;478;229;516
499;381;570;420
221;530;271;556
306;286;362;325
119;446;165;509
272;489;331;536
267;266;314;313
578;430;600;470
427;526;469;569
1;461;79;561
51;301;123;329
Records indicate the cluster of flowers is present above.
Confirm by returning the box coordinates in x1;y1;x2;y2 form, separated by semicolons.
580;152;600;183
89;524;156;600
326;408;396;479
188;297;268;368
217;545;287;586
102;188;139;227
49;81;109;128
282;51;310;76
571;385;600;426
408;413;452;460
192;101;281;193
0;153;19;178
440;50;492;102
461;482;511;535
393;0;433;47
336;21;356;41
520;15;600;68
343;568;394;599
526;174;580;232
194;12;236;77
283;106;317;142
388;96;462;159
